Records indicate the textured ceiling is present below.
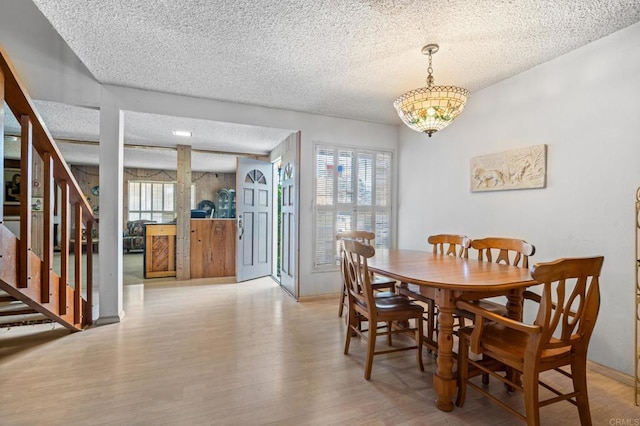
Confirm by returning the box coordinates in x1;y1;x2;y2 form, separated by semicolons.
6;1;640;171
31;0;640;125
3;100;292;172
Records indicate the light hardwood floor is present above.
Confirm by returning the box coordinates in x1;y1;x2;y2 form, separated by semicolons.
51;251;148;287
0;277;638;425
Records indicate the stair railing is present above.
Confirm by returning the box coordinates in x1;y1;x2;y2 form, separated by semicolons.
0;45;95;329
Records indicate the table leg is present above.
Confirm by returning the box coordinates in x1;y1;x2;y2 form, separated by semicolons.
505;288;525;388
434;289;456;412
506;289;524;320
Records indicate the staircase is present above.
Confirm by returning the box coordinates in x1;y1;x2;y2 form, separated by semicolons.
0;290;53;327
0;46;94;332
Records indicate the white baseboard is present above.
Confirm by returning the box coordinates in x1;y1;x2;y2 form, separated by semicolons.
94;312;125;326
587;359;634;387
298;292;340;303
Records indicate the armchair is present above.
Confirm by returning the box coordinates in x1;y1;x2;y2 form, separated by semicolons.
456;256;604;425
123;219;156;252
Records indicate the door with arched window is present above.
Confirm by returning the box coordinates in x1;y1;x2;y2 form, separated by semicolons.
280;161;296;295
236;158;272;281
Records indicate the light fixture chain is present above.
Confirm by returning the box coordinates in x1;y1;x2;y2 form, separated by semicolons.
426;50;434;87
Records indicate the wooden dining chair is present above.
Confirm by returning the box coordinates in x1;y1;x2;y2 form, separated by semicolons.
455;237;536;384
456;256;604;426
456;237;536;326
397;234;471;350
337;231;396;318
472;236;535;267
428;233;471;258
342;238;424;380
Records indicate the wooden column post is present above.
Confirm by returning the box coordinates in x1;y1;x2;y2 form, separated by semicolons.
176;145;192;280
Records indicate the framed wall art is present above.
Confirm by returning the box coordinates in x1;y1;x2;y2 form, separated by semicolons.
470;144;547;192
31;197;44;212
4;167;21;205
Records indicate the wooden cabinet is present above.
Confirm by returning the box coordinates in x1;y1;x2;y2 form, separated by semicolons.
144;219;236;279
144;224;177;278
190;219;236;278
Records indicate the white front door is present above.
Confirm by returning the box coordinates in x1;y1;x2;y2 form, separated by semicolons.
236;158;272;282
279;132;300;297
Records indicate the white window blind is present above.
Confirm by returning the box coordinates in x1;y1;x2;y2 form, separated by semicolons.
316;147;334;206
314;145;393;269
128;181;195;223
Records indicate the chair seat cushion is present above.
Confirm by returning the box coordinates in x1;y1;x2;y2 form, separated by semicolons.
375;296;424;313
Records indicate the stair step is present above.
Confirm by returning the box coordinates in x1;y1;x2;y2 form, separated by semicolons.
0;293;48;325
0;313;53;328
0;300;37;316
0;307;37;316
0;287;81;332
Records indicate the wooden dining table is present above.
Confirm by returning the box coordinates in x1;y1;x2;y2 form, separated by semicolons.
367;249;537;412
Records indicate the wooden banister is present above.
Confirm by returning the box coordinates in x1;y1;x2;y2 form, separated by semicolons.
0;45;95;329
0;46;93;219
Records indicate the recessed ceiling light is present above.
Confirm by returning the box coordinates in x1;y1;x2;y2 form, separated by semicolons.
172;130;192;137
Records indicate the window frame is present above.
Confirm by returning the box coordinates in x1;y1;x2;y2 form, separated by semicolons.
312;143;393;271
127;180;196;223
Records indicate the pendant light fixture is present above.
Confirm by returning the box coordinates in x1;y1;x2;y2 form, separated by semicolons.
393;44;469;137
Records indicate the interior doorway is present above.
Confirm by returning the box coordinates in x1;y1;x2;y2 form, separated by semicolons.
274;131;299;298
113;125;299;291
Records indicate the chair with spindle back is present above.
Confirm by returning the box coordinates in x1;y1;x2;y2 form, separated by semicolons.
457;237;536;327
429;234;471;258
456;256;604;425
455;237;536;384
342;238;424;379
472;237;535;267
397;234;471;350
337;231;396;318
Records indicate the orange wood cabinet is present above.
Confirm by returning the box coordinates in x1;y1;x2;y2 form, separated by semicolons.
144;224;177;278
190;219;236;278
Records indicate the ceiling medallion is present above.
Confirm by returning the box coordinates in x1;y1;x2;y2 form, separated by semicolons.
393;44;469;137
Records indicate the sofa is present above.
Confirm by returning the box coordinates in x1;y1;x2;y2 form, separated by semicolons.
123;219;156;252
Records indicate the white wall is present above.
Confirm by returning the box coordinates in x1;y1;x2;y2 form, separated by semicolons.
398;21;640;374
0;0;398;305
9;0;636;374
100;85;398;299
0;0;100;107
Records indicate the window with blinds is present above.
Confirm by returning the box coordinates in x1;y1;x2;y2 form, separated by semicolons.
128;181;196;223
314;145;393;269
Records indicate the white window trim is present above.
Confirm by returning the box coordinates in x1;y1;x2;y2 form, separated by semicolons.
312;143;393;272
128;180;196;222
